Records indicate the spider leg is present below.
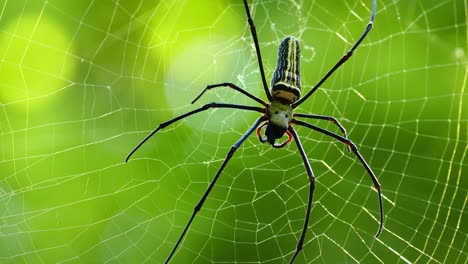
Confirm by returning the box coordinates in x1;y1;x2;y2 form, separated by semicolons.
294;113;351;152
292;0;376;108
192;82;267;106
292;119;383;237
288;126;315;264
125;103;264;162
164;116;266;263
243;0;272;102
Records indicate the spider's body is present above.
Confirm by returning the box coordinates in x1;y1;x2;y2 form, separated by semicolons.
126;1;383;263
263;36;299;146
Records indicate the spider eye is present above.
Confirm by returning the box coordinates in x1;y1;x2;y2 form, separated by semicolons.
285;114;288;118
275;111;279;114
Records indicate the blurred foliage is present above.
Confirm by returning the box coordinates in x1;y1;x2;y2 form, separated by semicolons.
0;0;466;263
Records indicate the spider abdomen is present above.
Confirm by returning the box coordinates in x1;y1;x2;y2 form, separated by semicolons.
271;36;301;104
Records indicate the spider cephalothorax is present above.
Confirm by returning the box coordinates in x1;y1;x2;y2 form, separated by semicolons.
126;1;383;263
263;101;293;145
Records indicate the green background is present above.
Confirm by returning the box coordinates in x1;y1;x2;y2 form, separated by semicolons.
0;0;466;263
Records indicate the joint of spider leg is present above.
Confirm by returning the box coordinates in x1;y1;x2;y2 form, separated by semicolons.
200;102;213;110
296;243;303;251
328;117;339;127
343;139;359;152
246;17;256;34
192;84;228;104
342;50;354;61
328;118;347;135
226;146;237;158
194;203;201;213
305;169;315;184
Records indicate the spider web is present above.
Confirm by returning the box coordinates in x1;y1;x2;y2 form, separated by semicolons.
0;0;466;263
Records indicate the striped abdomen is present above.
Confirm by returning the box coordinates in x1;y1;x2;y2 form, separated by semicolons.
270;36;301;104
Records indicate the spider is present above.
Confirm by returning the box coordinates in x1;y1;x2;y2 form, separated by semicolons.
126;0;383;263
